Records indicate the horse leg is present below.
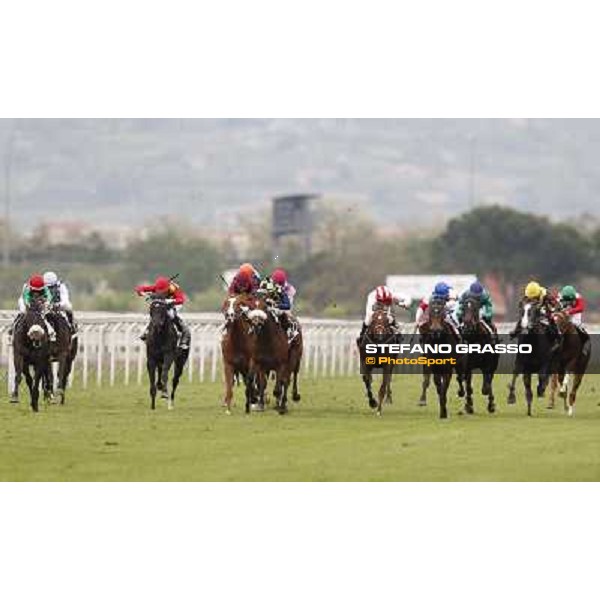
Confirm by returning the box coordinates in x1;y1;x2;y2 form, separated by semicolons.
223;362;235;413
419;368;430;406
147;359;157;410
256;371;267;411
523;372;534;417
56;355;68;405
560;372;571;414
363;371;377;409
170;356;185;408
464;370;474;414
440;373;451;420
11;353;24;403
23;366;36;411
485;372;496;414
276;367;290;415
507;370;519;404
434;373;448;419
456;369;466;398
567;373;583;417
376;371;389;416
547;373;558;409
292;367;301;402
31;368;43;413
162;356;175;409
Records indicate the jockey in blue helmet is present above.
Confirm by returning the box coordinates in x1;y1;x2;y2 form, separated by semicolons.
455;279;496;336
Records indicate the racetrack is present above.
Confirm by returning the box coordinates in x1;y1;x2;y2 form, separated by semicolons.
2;374;600;481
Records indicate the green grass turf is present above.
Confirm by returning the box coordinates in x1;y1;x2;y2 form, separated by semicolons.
1;373;599;481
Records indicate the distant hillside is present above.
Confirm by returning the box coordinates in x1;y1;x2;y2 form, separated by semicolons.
1;118;599;230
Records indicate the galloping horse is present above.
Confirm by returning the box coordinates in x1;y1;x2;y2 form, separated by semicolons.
507;300;555;416
11;300;52;412
145;298;189;410
418;298;458;419
247;296;291;415
46;306;78;404
547;311;591;416
221;294;257;414
357;308;396;415
458;296;498;414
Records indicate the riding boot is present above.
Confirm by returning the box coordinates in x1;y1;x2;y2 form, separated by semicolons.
173;315;191;349
140;325;149;342
391;321;402;344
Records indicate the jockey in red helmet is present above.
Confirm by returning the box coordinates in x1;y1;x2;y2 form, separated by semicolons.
358;285;411;343
11;274;56;341
135;276;190;349
228;263;261;295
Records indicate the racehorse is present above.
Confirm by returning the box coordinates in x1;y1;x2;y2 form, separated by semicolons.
507;300;555;416
418;298;458;419
547;311;591;416
145;298;189;410
221;294;257;414
46;306;78;404
11;300;52;412
288;322;303;403
457;296;498;414
357;308;396;416
247;296;291;415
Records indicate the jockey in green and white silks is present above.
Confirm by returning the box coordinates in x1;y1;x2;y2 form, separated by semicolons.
43;271;77;334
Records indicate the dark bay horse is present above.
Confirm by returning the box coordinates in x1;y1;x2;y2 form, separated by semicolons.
247;297;291;415
145;298;189;410
458;296;498;414
357;309;396;415
547;311;591;416
11;302;52;412
221;294;257;414
507;300;555;416
46;307;78;404
418;298;458;419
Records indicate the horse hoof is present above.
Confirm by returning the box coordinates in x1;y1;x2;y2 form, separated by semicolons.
225;409;231;416
368;400;377;409
487;404;496;414
546;404;554;410
465;405;474;415
457;390;465;398
507;396;516;405
9;397;19;404
418;400;427;407
440;413;448;420
292;394;301;402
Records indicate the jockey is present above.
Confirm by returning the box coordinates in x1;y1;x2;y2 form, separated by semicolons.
12;274;56;341
558;285;586;331
43;271;77;334
264;268;299;340
455;280;496;336
358;285;411;343
135;276;191;349
415;282;460;337
228;262;261;295
271;268;296;309
509;280;556;338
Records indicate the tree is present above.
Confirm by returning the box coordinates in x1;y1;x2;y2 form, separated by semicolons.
436;205;591;307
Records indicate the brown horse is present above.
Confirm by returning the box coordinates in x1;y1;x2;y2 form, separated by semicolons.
418;298;458;419
358;309;396;416
221;294;256;414
247;297;291;414
547;312;591;416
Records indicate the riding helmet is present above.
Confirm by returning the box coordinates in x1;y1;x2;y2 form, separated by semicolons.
29;274;45;291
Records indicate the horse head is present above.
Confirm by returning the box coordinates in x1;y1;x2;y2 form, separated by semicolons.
27;323;46;348
149;298;170;331
247;297;269;330
520;301;542;333
427;298;446;335
553;310;574;334
462;296;481;334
